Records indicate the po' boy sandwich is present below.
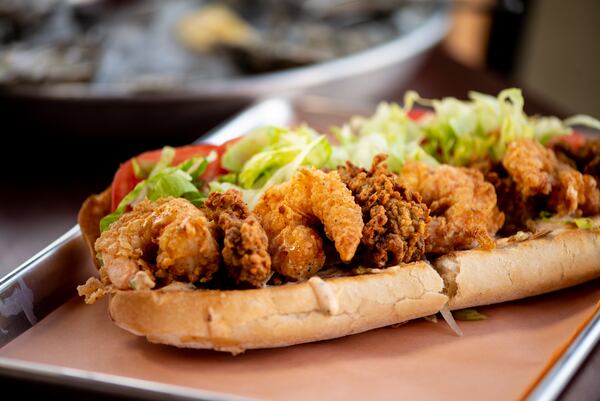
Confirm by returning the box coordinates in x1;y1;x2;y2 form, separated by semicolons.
78;89;600;353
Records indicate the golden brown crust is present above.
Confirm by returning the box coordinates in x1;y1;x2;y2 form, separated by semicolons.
108;262;447;353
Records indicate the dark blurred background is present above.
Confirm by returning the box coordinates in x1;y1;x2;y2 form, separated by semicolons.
444;0;599;117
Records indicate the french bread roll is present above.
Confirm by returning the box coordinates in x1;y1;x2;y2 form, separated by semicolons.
435;221;600;310
108;262;448;353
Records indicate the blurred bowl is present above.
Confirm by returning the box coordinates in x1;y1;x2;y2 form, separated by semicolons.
0;7;449;141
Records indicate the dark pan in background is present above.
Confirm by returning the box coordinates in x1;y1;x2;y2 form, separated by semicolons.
0;5;448;178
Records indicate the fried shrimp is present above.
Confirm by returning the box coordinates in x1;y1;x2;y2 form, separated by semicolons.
338;155;430;268
95;197;219;289
503;139;600;216
203;190;271;287
401;161;504;254
502;139;555;197
254;167;363;280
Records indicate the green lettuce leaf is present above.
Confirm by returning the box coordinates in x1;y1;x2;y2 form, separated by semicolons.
225;125;331;190
248;135;331;208
563;115;600;131
416;88;596;165
100;147;210;232
453;308;488;321
325;94;436;171
573;218;594;230
221;127;276;172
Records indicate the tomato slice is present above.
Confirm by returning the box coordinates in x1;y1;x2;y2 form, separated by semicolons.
549;131;587;150
408;108;430;120
110;144;221;211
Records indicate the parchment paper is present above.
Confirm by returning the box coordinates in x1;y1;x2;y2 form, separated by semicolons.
1;281;598;401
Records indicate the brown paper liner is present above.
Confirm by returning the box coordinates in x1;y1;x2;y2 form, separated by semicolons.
1;280;599;401
519;300;600;400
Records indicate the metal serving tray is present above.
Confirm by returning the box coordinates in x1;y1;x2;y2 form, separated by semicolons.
0;97;598;401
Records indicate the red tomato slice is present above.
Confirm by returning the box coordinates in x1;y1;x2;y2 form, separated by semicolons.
111;144;220;211
549;131;587;150
408;108;431;120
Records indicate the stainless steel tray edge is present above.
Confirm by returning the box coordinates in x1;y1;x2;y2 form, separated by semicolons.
0;225;90;347
525;306;600;401
0;357;261;401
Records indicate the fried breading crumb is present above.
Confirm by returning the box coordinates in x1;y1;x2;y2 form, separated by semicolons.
77;277;110;304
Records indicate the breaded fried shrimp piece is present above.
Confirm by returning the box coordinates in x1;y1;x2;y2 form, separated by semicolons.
204;190;271;287
338;155;430;268
254;167;363;280
270;225;325;280
503;139;600;216
550;165;600;215
95;198;219;289
401;161;504;254
291;168;364;261
254;187;325;280
503;139;554;197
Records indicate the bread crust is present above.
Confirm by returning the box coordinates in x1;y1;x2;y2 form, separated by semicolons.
435;223;600;310
108;263;447;353
78;187;111;269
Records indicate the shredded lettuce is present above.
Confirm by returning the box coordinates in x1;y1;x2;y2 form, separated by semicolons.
222;125;331;190
539;210;553;221
324;89;600;169
99;147;211;232
221;127;275;172
536;212;597;230
573;218;594;230
416;88;600;165
213;135;330;208
216;125;332;207
453;308;488;321
564;115;600;131
326;94;437;171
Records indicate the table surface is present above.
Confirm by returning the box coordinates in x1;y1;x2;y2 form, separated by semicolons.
0;45;598;401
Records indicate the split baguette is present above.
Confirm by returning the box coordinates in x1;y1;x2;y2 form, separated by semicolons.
78;189;600;352
109;263;447;353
